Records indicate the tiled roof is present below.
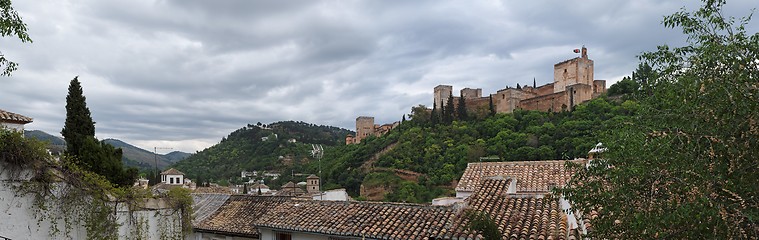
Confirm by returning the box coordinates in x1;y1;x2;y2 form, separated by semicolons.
450;178;572;239
193;195;291;238
456;160;586;193
251;179;573;239
191;193;230;225
196;178;575;239
253;200;460;239
160;168;185;175
277;181;306;196
194;186;232;194
306;174;319;179
0;109;33;123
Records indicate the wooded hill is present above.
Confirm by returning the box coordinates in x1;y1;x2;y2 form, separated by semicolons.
174;94;638;203
304;96;638;202
172;121;353;186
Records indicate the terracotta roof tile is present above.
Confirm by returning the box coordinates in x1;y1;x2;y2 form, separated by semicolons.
193;195;291;238
193;186;232;194
456;160;586;193
191;193;230;225
450;178;571;239
160;168;185;175
253;200;460;239
0;109;33;123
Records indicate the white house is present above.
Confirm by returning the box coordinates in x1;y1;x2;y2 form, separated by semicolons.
0;108;33;132
160;168;185;185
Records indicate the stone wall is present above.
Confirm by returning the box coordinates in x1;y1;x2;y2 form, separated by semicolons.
519;91;568;112
0;169;184;240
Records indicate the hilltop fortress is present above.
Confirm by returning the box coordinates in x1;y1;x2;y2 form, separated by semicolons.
348;47;606;145
435;46;606;114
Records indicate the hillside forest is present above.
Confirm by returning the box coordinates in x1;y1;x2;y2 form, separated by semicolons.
175;75;642;202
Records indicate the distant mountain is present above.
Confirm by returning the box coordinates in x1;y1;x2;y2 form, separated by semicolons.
164;151;192;163
22;130;191;172
102;139;192;171
24;130;66;145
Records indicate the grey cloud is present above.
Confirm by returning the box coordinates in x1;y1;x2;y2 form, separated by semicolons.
3;0;757;153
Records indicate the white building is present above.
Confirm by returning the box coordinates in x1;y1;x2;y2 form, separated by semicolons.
160;168;185;185
0;108;33;132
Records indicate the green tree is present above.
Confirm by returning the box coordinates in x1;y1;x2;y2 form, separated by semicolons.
457;94;468;121
444;93;455;124
61;76;95;157
409;104;430;125
61;76;136;187
430;104;439;125
557;1;758;238
466;211;502;240
0;0;32;76
606;76;638;96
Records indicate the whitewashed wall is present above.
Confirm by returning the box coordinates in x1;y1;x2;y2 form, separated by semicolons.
258;229;333;240
0;122;24;132
0;167;185;239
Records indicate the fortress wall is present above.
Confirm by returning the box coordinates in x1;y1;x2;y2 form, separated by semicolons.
519;91;568;112
592;80;606;98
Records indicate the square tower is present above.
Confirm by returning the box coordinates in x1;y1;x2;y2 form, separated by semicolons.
433;85;453;109
355;116;375;144
553;47;594;94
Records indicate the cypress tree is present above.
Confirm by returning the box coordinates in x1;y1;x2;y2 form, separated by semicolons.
457;94;468;121
430;104;439;125
61;76;136;187
61;76;95;157
444;93;455;124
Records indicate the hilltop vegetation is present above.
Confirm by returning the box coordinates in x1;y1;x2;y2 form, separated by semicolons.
173;121;353;185
174;94;639;202
303;96;638;202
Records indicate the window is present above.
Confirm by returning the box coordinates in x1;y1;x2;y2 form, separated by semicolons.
170;178;174;184
276;232;292;240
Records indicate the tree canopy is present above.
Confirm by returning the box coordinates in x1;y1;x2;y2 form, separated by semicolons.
0;0;32;76
558;0;758;238
61;77;137;187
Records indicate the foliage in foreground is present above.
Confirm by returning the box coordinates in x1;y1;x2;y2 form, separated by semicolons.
0;0;33;76
557;1;758;238
61;77;138;187
0;129;192;239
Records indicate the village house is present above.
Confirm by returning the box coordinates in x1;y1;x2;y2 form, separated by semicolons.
188;158;594;240
190;175;580;240
153;168;195;194
0;108;33;132
161;168;185;185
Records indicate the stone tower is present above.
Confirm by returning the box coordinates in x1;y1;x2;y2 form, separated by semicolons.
306;174;320;193
553;46;595;109
355;116;375;144
433;85;453;109
460;88;482;99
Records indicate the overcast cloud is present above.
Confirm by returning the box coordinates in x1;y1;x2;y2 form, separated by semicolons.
1;0;756;153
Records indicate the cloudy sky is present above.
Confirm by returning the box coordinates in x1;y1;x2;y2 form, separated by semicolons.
1;0;756;153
